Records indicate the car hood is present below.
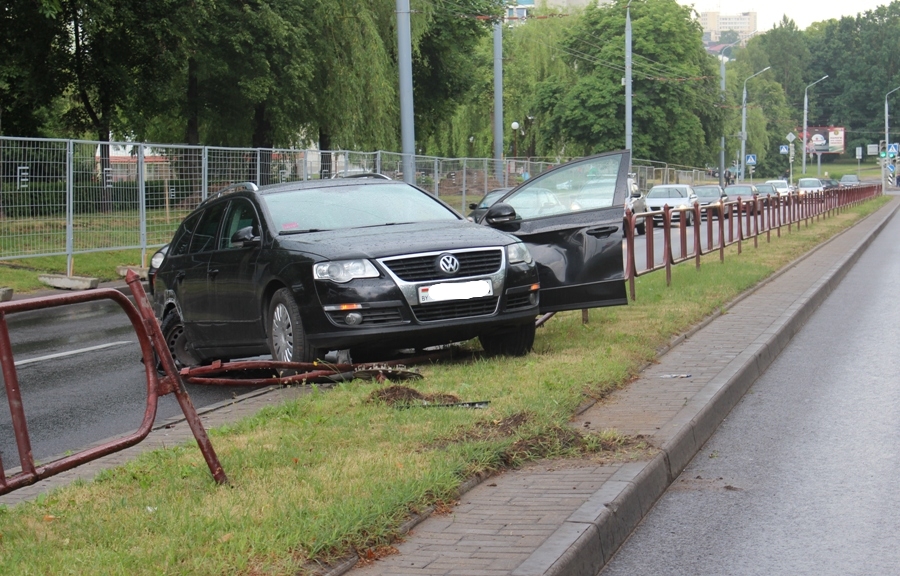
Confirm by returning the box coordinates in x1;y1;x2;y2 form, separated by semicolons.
276;220;517;260
645;197;693;209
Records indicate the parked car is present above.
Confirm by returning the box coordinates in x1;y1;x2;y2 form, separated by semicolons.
625;175;648;235
796;178;825;195
724;184;758;213
839;174;860;187
823;178;840;191
153;152;631;365
766;179;792;197
644;184;698;225
754;183;779;207
467;188;511;222
692;184;729;218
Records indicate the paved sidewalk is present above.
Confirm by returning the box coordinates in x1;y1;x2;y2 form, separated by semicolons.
345;197;899;576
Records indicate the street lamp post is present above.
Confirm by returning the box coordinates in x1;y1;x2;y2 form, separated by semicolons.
740;66;771;181
511;121;519;158
802;75;828;175
718;40;740;188
884;86;900;190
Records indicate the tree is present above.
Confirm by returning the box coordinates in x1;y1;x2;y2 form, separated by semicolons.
530;0;721;165
719;29;741;45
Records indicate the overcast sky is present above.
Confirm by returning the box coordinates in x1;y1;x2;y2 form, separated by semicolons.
679;0;891;32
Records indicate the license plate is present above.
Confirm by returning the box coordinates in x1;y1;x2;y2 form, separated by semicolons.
418;279;493;303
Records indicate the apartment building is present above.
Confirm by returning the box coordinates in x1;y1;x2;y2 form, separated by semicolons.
700;11;758;43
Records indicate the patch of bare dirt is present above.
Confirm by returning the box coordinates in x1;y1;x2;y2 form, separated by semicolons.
367;385;460;406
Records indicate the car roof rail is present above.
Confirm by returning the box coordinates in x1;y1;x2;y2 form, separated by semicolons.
205;181;259;203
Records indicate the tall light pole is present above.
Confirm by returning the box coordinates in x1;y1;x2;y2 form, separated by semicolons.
718;36;749;187
802;75;828;175
884;86;900;190
625;1;632;151
740;66;771;181
511;121;519;158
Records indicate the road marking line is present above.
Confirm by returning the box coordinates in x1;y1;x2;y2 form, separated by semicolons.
14;341;135;367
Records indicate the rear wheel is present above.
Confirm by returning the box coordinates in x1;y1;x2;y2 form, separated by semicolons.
635;221;646;235
479;321;536;357
268;288;319;363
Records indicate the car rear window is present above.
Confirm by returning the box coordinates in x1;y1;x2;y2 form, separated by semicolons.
263;183;459;233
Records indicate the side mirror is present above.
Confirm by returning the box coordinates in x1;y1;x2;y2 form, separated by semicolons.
630;189;642;198
484;202;519;227
230;225;260;247
468;202;478;210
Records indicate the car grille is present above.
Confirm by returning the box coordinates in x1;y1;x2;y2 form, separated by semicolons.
412;296;499;322
326;307;404;326
382;249;503;282
505;292;536;310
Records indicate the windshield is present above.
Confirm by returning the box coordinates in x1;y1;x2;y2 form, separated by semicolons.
647;186;691;199
755;185;776;195
798;179;820;187
767;180;787;187
693;186;721;198
726;186;754;196
262;183;459;233
840;176;858;182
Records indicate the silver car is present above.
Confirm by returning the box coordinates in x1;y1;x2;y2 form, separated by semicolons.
645;184;698;226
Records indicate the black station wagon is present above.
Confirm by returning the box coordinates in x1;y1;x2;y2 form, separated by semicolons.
151;151;629;365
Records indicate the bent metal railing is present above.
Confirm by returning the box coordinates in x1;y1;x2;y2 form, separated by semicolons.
0;271;227;495
623;185;882;300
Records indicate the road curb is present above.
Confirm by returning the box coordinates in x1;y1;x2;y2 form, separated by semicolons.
542;198;899;575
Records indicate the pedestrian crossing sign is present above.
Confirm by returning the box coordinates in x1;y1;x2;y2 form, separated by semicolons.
746;154;757;165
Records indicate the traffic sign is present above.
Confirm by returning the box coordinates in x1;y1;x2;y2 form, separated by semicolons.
779;145;789;155
745;154;757;165
786;132;797;143
889;163;896;173
890;143;900;157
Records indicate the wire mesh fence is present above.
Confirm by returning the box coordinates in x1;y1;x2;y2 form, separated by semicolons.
1;135;712;270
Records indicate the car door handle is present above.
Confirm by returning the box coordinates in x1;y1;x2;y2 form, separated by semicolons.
586;225;618;238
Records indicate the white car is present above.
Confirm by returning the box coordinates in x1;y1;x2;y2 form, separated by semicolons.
645;184;698;225
796;177;825;195
766;179;792;197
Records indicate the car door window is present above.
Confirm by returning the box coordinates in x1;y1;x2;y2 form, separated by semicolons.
503;154;623;219
189;201;227;253
219;199;259;250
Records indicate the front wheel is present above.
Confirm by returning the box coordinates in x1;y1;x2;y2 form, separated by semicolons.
479;321;536;357
160;312;201;369
268;288;319;363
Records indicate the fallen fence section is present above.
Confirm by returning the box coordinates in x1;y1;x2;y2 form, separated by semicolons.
0;271;226;495
624;185;882;300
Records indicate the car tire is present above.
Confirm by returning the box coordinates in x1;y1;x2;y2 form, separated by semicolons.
268;288;319;363
160;312;201;369
479;321;536;357
635;221;646;235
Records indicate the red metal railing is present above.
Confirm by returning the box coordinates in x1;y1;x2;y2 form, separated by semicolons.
624;185;882;300
0;271;226;495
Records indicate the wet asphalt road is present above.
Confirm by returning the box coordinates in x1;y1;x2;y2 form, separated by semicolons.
601;211;900;573
0;298;264;469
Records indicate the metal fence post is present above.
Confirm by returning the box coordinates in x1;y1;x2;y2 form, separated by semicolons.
202;147;209;201
462;158;468;213
433;157;439;196
138;146;147;267
66;140;74;277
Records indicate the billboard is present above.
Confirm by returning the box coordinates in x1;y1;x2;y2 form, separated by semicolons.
803;126;845;154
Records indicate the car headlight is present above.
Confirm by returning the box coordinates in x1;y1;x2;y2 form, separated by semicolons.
313;259;379;283
507;240;533;265
150;249;167;269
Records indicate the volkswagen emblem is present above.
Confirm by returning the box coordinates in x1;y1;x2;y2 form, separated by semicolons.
437;253;460;275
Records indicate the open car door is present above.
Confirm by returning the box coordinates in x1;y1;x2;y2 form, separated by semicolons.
483;151;629;314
